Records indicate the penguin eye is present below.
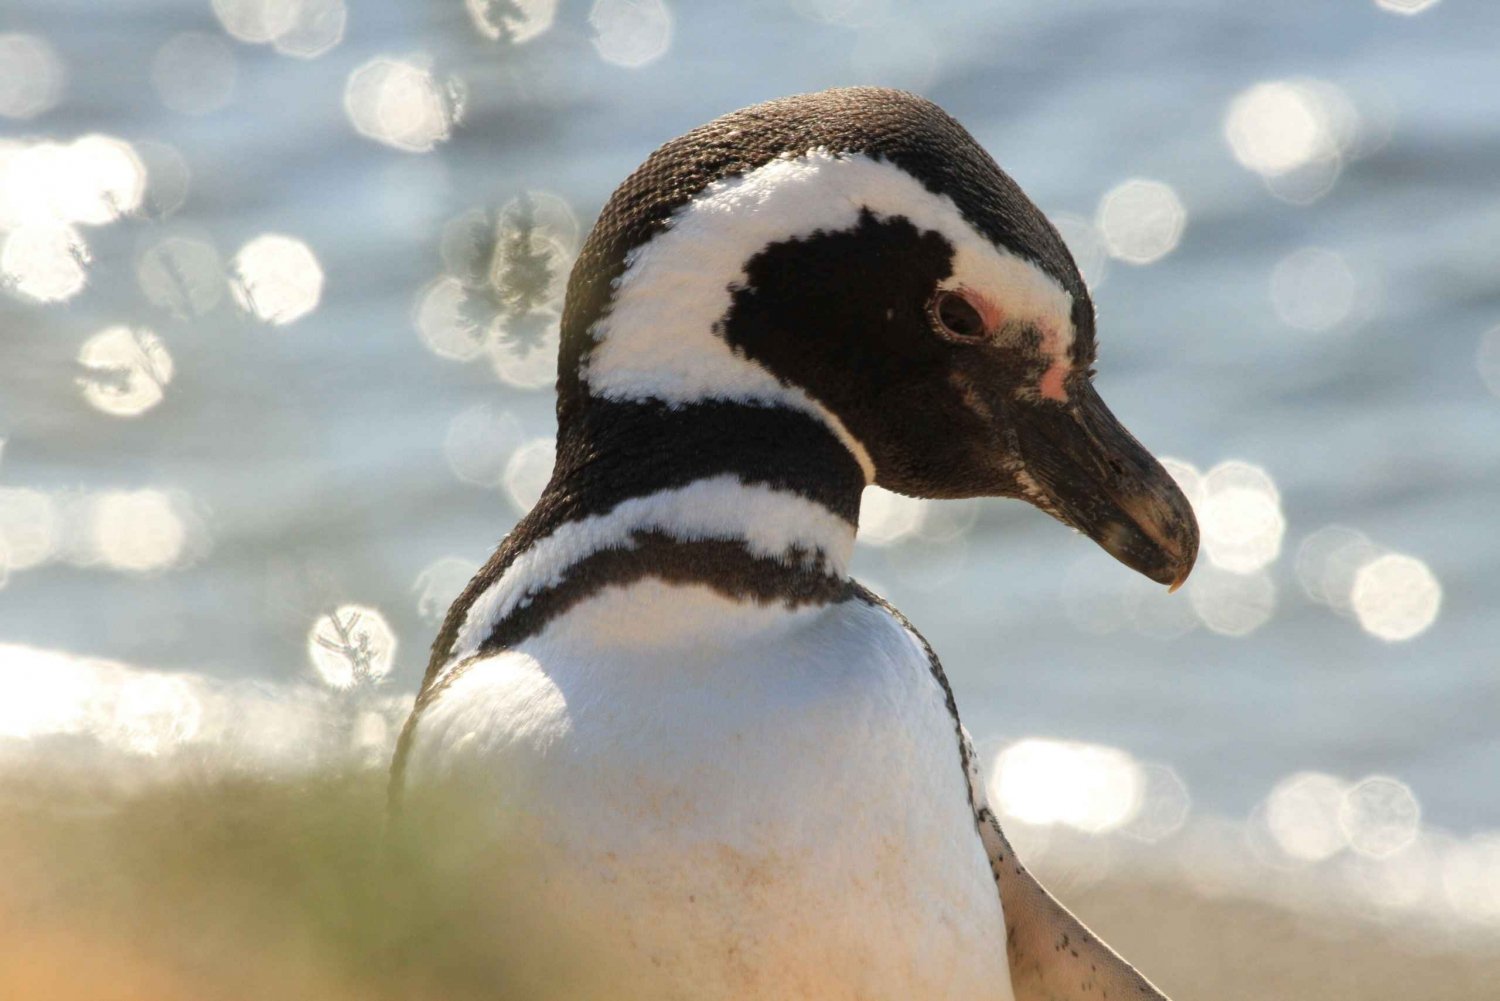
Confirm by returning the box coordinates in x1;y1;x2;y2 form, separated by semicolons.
930;291;986;340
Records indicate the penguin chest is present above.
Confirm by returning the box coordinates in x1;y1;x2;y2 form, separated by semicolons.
403;582;1012;1001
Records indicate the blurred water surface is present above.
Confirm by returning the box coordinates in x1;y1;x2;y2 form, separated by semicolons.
1;0;1498;912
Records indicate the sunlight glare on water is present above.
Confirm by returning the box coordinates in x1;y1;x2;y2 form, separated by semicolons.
111;672;203;756
990;738;1145;834
344;56;458;153
1350;552;1442;641
0;33;66;120
76;326;175;418
466;0;559;43
91;490;188;573
0;645;92;740
1;223;89;303
1443;834;1500;925
230;233;324;325
1196;460;1286;574
0;489;58;573
1095;179;1186;266
0;136;146;228
307;605;397;689
151;32;237;116
0;643;414;766
590;0;675;68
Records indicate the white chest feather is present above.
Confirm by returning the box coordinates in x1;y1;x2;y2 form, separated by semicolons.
403;581;1012;1001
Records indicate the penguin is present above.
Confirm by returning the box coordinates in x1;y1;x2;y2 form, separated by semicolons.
392;87;1199;1001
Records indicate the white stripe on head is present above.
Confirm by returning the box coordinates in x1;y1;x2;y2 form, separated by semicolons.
582;150;1078;476
446;476;856;674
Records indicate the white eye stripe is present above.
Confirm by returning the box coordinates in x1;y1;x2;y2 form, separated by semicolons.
583;150;1076;470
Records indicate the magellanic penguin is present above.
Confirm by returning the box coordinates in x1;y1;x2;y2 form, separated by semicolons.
392;87;1199;1001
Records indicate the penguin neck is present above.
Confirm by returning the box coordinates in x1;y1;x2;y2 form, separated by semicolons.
551;395;867;540
431;396;868;678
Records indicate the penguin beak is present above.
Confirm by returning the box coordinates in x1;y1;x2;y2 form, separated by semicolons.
1011;382;1199;590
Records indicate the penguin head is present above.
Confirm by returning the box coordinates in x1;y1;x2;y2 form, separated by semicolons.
561;87;1198;589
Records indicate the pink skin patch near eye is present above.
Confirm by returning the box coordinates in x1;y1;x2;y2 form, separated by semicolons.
1029;316;1074;403
955;285;1074;402
1038;359;1071;402
973;290;1072;403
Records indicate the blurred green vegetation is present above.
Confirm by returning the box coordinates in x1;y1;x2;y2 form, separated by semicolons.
2;768;1497;1000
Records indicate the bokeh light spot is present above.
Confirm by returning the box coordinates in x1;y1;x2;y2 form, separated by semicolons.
1224;80;1355;182
272;0;347;59
77;326;175;418
1199;460;1285;574
307;605;396;689
1264;771;1350;862
0;136;146;228
1096;178;1186;265
1339;776;1421;859
1271;247;1357;332
1189;566;1276;636
0;34;66;120
415;276;487;362
590;0;674;68
134;141;193;218
1052;213;1109;291
489;307;560;390
1375;0;1440;14
230;233;324;325
137;235;226;318
1296;525;1380;614
213;0;300;44
858;486;928;547
466;0;558;43
0;488;59;572
1121;764;1192;843
344;56;457;153
1;224;89;303
990;738;1144;834
504;438;556;513
151;32;237;116
91;490;188;573
444;404;524;488
414;556;480;624
1351;552;1441;641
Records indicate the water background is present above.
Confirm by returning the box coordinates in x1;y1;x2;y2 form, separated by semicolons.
2;0;1498;844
